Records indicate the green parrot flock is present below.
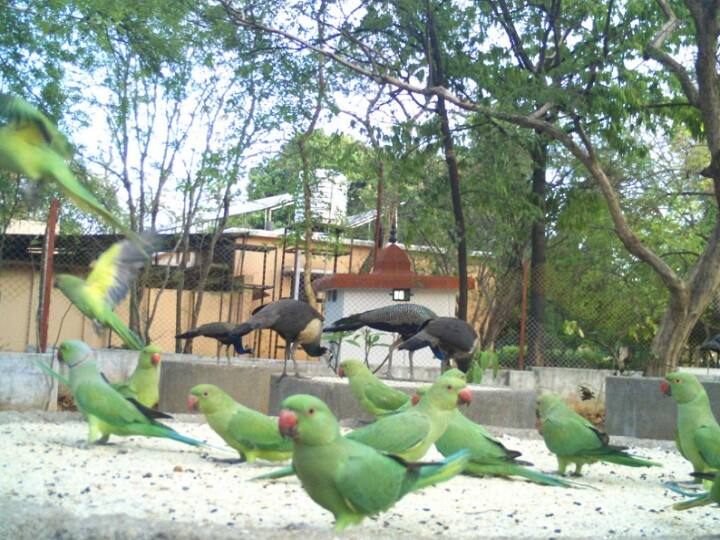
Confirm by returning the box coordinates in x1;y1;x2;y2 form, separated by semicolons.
38;341;720;530
5;94;718;529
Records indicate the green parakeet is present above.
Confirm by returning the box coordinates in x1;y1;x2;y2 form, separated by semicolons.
57;339;211;448
661;372;720;476
338;359;410;417
413;377;572;487
670;436;720;510
254;373;470;481
537;394;660;476
661;372;720;508
345;375;471;461
55;235;155;350
0;95;143;246
188;384;292;463
278;394;470;530
111;344;162;408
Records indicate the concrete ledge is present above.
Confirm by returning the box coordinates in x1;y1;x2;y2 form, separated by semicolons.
160;361;273;413
531;366;642;401
159;357;338;413
268;376;537;429
606;375;720;440
0;353;59;411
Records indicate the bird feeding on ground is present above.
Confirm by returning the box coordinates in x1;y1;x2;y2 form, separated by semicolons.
228;299;330;378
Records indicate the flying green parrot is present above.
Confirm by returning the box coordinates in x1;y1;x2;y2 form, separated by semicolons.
278;394;470;530
338;359;411;417
188;384;292;463
0;94;144;246
412;372;573;487
536;393;661;476
344;375;471;461
56;339;214;448
110;344;162;408
54;235;156;350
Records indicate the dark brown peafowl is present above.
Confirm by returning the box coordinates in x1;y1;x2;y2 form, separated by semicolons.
398;316;478;373
176;322;252;363
229;298;329;378
324;303;437;378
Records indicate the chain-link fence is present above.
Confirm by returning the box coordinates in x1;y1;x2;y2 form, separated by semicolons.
3;216;720;374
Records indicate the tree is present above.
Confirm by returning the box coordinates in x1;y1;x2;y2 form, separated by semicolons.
218;0;720;375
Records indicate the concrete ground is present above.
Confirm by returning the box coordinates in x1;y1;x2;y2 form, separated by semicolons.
1;411;718;539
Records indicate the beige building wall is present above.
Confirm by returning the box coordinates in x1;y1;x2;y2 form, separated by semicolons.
0;232;481;357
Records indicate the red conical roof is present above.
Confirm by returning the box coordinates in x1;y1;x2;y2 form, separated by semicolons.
373;244;412;274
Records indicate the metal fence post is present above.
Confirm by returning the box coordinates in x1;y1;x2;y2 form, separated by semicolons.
39;197;59;353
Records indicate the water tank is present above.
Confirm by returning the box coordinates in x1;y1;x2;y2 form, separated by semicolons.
294;169;348;224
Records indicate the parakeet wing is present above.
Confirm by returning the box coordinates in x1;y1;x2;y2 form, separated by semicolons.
111;380;135;398
364;381;409;411
0;94;71;156
540;414;606;455
74;380;150;426
86;238;151;309
227;411;287;451
334;446;405;514
695;425;720;468
346;411;430;454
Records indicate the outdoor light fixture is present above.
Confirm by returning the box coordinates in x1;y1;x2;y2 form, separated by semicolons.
392;288;411;301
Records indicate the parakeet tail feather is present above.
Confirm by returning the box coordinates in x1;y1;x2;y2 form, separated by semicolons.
412;449;470;491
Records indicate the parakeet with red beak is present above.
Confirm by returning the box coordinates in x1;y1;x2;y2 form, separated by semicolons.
661;371;720;509
56;339;212;448
414;370;574;487
111;344;162;408
661;372;719;476
278;394;469;530
254;374;470;482
345;375;471;461
187;384;292;462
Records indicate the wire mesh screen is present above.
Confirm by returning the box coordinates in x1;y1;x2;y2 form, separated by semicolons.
3;221;720;373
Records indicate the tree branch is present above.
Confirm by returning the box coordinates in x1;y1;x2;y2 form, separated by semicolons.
643;0;700;107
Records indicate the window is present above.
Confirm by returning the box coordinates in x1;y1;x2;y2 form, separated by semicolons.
392;288;411;301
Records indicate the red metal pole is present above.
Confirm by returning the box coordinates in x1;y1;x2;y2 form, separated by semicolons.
39;197;59;352
518;259;530;371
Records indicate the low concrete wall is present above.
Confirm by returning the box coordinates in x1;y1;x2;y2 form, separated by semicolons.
606;375;720;440
0;348;338;413
0;352;59;411
268;376;537;429
530;367;642;402
159;360;278;414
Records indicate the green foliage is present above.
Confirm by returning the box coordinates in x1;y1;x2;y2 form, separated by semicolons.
246;130;376;227
466;350;499;384
496;346;520;368
344;329;389;367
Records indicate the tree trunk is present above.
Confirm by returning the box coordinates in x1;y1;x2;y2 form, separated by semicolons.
476;261;523;350
298;137;318;309
649;220;720;374
427;2;468;320
528;138;547;366
185;194;232;352
649;296;692;376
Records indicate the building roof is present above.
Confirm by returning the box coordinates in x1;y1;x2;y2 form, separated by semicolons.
313;242;473;292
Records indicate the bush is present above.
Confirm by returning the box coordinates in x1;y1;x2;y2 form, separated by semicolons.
497;345;520;367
